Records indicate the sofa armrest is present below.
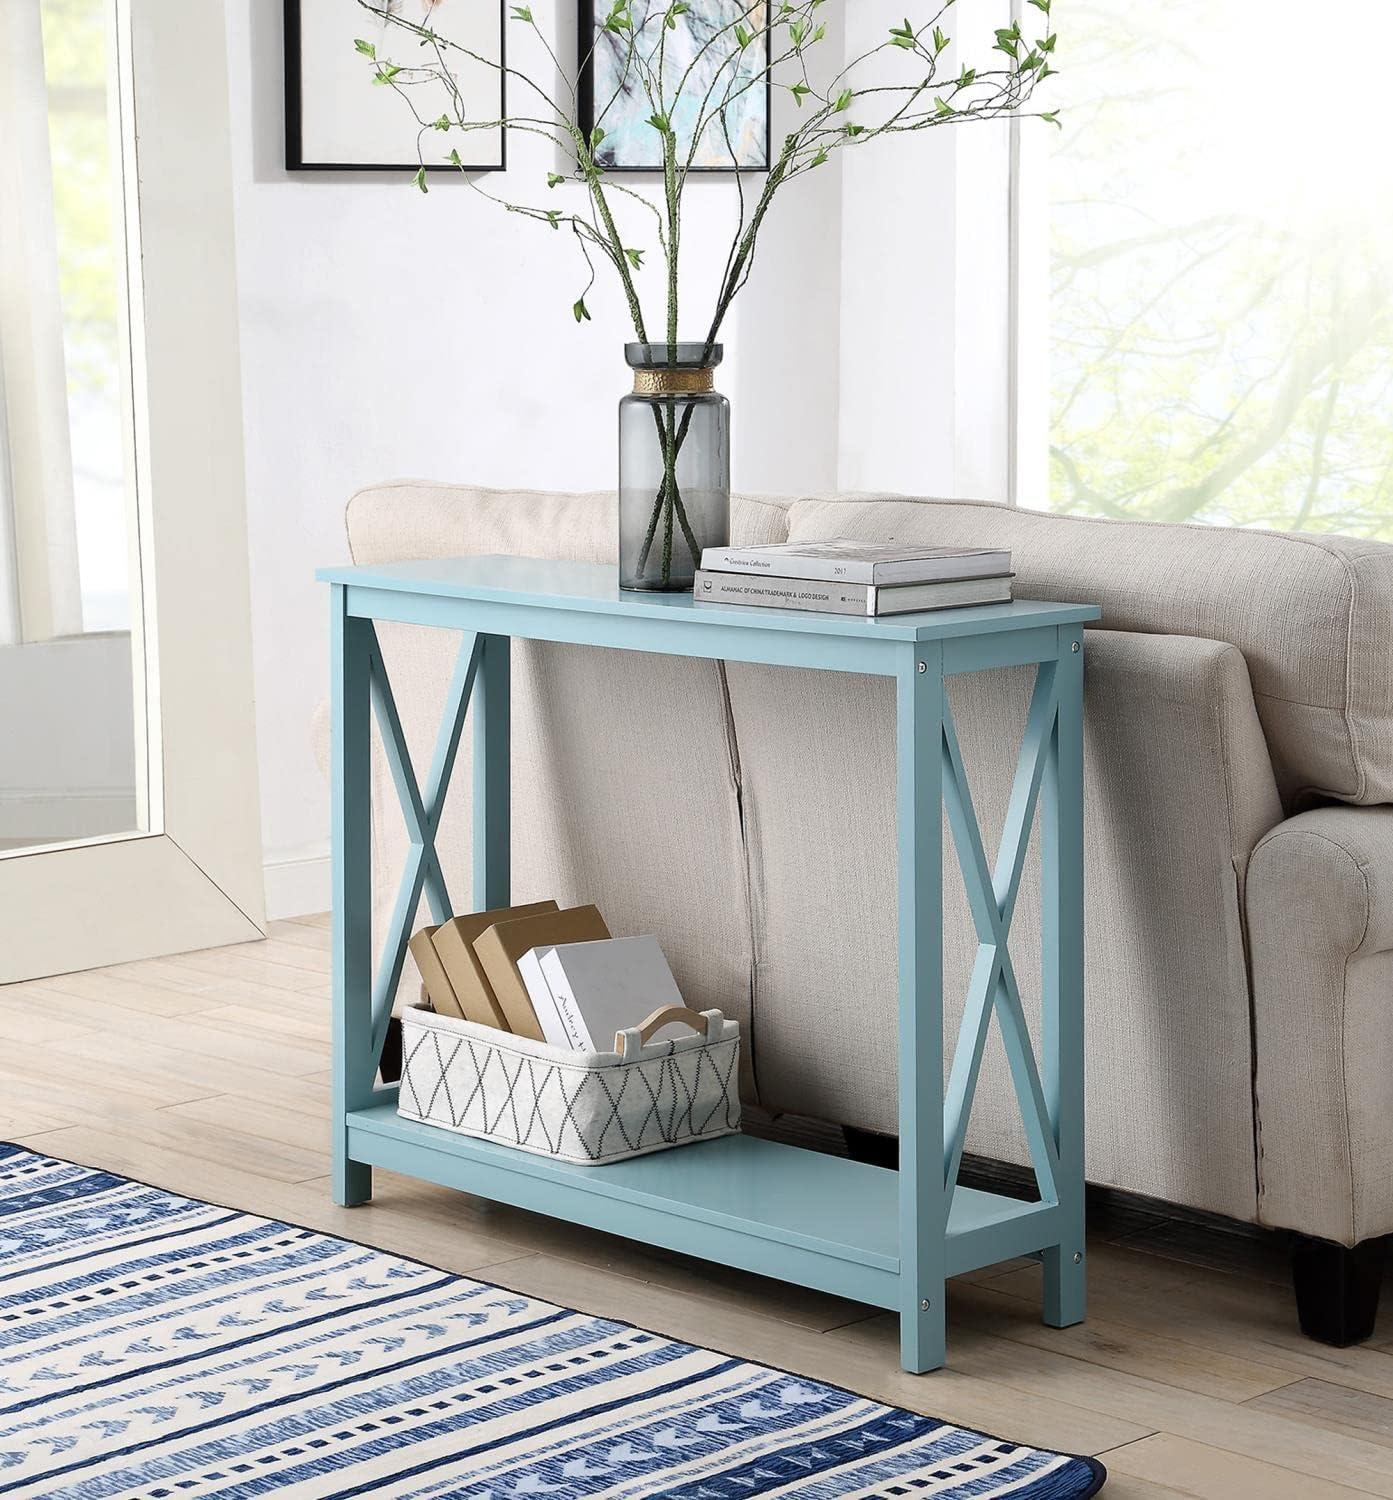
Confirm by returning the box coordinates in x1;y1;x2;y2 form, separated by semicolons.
1247;806;1393;1244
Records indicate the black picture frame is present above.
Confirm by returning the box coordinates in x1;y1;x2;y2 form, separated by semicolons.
284;0;507;173
576;0;771;174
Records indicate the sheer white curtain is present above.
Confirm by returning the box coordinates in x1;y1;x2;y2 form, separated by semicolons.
0;0;82;646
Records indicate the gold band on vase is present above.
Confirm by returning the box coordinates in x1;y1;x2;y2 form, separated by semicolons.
633;367;715;396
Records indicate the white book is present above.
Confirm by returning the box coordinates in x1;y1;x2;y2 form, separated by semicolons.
700;539;1011;586
516;947;573;1050
538;936;685;1053
694;570;1013;617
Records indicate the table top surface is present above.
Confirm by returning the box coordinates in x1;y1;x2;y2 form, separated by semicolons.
319;555;1100;643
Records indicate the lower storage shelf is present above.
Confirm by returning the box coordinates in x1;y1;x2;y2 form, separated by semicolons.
347;1096;1059;1310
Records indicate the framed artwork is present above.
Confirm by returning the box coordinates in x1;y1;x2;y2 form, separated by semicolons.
284;0;506;172
578;1;770;172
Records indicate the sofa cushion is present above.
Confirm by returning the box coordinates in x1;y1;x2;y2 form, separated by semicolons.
345;480;793;566
788;497;1393;809
724;629;1283;1217
345;482;757;1093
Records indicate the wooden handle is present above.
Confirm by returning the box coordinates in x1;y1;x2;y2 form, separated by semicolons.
615;1005;709;1053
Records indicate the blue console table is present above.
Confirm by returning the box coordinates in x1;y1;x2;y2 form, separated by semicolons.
318;553;1099;1373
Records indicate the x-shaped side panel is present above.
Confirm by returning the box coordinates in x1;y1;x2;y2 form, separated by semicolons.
367;625;482;1060
941;660;1062;1208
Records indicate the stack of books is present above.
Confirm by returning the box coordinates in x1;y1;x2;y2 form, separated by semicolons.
695;539;1013;617
409;900;686;1053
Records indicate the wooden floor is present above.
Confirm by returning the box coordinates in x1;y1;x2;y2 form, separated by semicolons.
3;918;1392;1498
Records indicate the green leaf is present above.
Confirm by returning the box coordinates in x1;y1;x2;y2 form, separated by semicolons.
413;165;429;193
433;114;451;131
372;63;402;85
449;148;462;166
545;209;563;228
624;247;644;269
591;125;606;149
353;38;376;58
547;171;565;187
833;88;852;112
932;25;948;51
1040;109;1061;127
647;111;671;134
790;81;811;106
734;22;751;46
957;66;975;87
510;4;533;19
934;95;954;115
809;147;829;167
573;296;591;322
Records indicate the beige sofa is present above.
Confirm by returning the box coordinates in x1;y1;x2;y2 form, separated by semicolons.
346;481;1393;1344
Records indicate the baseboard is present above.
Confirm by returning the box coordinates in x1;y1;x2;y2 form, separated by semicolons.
263;845;331;920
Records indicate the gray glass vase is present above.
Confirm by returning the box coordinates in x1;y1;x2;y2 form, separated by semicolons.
618;342;730;591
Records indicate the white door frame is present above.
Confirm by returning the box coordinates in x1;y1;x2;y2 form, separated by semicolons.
0;0;264;981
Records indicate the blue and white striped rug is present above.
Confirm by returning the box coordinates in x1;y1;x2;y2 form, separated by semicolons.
0;1143;1103;1498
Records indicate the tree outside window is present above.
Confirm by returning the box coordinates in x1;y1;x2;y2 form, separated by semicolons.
1045;0;1392;535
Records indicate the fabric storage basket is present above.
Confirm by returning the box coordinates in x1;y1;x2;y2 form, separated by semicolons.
397;1002;741;1164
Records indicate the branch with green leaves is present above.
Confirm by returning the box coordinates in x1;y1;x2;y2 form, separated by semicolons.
352;0;1058;582
355;0;1058;344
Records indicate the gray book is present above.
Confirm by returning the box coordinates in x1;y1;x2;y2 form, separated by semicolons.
693;570;1013;617
701;539;1011;585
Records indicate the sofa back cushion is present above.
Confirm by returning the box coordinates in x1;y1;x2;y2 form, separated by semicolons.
347;482;758;1095
723;628;1282;1216
789;497;1393;809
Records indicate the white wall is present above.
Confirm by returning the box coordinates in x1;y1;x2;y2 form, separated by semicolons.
223;0;1007;917
837;0;1012;499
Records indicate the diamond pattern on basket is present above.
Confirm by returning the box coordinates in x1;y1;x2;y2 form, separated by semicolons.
399;1013;741;1164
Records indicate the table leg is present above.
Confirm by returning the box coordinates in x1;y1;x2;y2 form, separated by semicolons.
897;645;947;1372
1042;623;1086;1326
474;634;511;911
330;585;374;1207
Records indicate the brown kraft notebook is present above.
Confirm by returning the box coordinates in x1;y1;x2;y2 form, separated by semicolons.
431;900;560;1030
473;904;611;1041
408;925;466;1019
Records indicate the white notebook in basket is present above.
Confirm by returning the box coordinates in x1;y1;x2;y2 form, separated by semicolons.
517;935;685;1051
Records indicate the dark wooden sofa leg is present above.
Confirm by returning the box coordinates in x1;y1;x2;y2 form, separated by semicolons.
1291;1234;1388;1347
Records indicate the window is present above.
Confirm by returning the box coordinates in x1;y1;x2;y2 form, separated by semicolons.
1018;0;1392;534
